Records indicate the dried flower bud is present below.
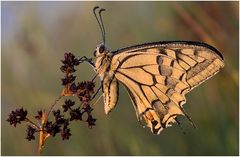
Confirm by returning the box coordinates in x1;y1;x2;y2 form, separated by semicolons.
62;53;79;66
62;99;75;112
52;110;66;124
61;128;71;140
61;120;71;140
7;108;28;127
45;121;61;136
76;81;95;103
69;108;82;121
26;125;36;141
61;75;76;85
69;83;77;93
60;52;80;74
82;105;93;114
87;115;96;128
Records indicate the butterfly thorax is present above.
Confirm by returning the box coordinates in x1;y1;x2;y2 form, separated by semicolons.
94;44;112;80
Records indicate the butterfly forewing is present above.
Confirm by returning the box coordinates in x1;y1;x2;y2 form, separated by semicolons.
112;41;224;89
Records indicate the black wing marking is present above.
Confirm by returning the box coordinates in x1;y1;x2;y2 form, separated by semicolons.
111;41;224;60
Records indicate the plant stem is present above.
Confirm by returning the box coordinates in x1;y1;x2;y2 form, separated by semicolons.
38;129;43;156
38;95;62;155
25;118;39;130
38;111;46;156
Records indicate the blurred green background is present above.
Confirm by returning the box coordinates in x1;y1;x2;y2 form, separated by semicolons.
1;1;239;156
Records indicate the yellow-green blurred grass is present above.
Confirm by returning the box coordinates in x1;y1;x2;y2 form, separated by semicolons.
2;1;239;155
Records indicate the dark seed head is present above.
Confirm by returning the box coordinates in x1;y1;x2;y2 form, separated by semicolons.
26;125;36;141
61;127;71;140
7;108;28;127
52;110;66;124
87;115;96;128
62;99;75;112
69;108;82;121
61;75;76;86
45;121;61;136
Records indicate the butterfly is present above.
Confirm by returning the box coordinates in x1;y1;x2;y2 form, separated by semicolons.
89;6;224;134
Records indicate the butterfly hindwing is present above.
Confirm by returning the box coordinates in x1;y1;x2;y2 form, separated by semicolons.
107;41;224;134
113;53;185;133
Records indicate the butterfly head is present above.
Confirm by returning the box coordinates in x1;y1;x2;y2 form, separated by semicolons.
93;44;109;57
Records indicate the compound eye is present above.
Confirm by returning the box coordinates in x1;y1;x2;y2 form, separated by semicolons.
99;45;105;54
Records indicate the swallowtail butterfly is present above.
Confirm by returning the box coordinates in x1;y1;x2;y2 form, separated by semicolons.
88;6;224;134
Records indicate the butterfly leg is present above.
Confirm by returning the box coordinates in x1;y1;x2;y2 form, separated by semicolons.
78;56;95;68
90;84;102;101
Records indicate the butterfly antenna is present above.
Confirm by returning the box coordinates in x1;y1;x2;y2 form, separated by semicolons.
99;8;106;45
93;6;105;45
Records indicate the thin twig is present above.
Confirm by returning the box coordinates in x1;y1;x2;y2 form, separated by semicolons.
90;85;102;101
25;118;39;130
